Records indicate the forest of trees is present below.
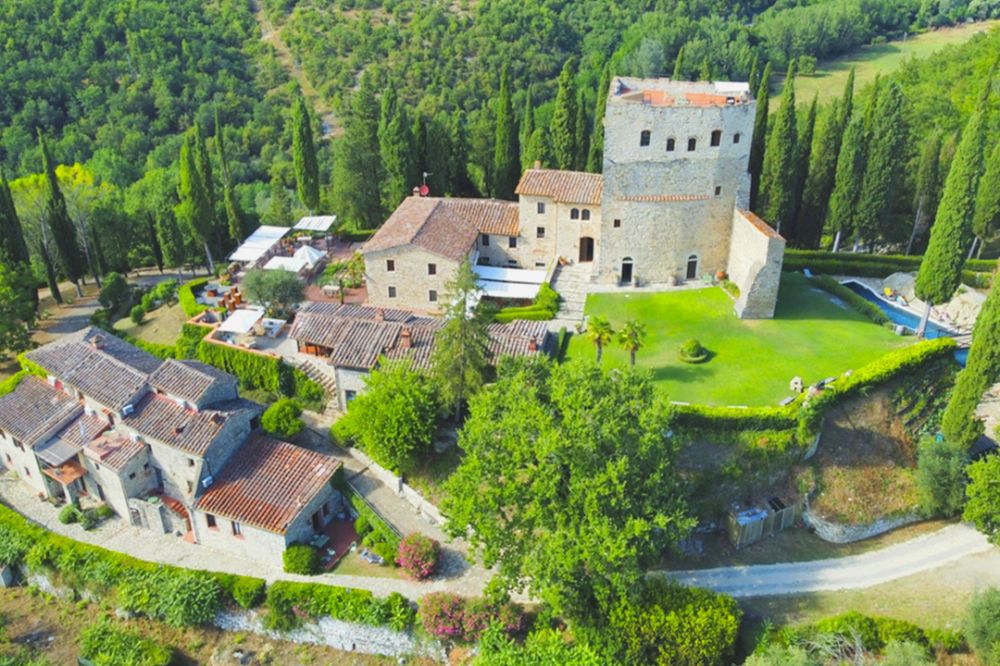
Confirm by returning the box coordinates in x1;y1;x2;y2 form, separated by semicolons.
0;0;998;313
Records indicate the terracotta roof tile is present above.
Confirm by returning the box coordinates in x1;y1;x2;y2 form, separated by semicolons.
27;326;161;376
447;199;519;236
737;209;783;240
150;360;237;407
124;393;253;457
195;433;341;534
515;169;603;205
84;434;148;472
0;377;81;447
61;351;149;411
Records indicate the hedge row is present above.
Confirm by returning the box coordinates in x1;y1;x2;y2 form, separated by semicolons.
178;277;211;317
494;283;560;323
673;403;798;432
0;370;29;398
195;338;323;405
115;332;178;360
811;275;890;326
786;249;995;274
264;581;414;632
783;251;992;288
347;487;402;560
764;610;965;654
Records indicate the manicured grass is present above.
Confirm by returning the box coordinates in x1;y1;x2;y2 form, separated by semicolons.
565;272;909;406
114;302;189;346
772;20;999;108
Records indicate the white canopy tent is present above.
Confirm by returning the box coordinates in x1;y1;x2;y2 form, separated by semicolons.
229;226;290;264
477;280;541;300
264;256;309;273
293;244;326;268
473;264;546;300
217;307;266;334
294;215;338;232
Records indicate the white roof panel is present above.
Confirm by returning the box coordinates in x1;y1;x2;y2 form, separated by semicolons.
293;244;326;268
217;307;266;334
477;279;541;300
294;215;338;232
264;256;309;273
229;226;290;263
473;265;547;285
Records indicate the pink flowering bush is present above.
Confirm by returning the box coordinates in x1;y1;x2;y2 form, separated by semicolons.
396;533;441;580
417;593;528;643
418;592;467;640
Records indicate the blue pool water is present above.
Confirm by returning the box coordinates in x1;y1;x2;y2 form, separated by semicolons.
840;280;967;366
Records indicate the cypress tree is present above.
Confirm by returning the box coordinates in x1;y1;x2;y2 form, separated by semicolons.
176;133;216;272
0;169;31;265
586;63;612;173
156;213;188;270
574;90;588;171
291;93;321;212
551;58;577;171
379;89;417;212
789;94;817;243
906;133;942;255
262;174;293;227
38;131;86;296
492;65;520;200
147;215;164;273
941;258;1000;447
337;72;385;228
448;110;471;195
748;62;772;211
855;81;907;248
748;56;760;95
914;104;989;335
425;111;454;196
215;115;247;245
825;114;867;252
521;89;535;170
38;237;62;305
760;62;798;234
192;122;216;238
412;111;428;181
524;127;553;169
971;140;1000;257
672;45;685;80
698;58;712;81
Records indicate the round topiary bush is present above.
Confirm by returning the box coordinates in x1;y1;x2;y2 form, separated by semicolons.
58;504;80;524
130;304;146;324
678;339;709;363
282;543;321;575
261;398;304;439
396;533;441;580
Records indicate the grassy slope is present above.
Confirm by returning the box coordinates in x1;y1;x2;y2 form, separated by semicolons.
113;302;189;346
566;272;908;406
772;20;1000;108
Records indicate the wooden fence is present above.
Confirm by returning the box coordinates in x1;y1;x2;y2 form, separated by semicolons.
726;498;802;549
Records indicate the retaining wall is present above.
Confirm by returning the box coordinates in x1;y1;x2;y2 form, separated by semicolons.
803;507;922;544
348;447;447;528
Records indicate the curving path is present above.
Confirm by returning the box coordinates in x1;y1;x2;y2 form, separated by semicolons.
662;523;994;597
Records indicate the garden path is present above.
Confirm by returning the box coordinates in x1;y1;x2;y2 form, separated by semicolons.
664;523;995;597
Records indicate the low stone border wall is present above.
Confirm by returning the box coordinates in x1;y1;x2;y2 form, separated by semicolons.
349;447;447;527
803;508;922;544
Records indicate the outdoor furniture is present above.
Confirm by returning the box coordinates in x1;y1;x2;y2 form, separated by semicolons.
310;533;330;548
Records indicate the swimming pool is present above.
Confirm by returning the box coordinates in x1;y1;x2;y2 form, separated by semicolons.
840;280;967;366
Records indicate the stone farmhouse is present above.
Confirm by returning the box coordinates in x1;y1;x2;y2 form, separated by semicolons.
0;327;342;565
289;302;549;410
362;77;785;319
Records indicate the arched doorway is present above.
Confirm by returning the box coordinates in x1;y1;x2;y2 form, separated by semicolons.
621;257;634;285
579;237;594;263
686;254;699;280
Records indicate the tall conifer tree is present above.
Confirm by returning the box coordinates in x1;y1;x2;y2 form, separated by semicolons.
337;72;384;228
215;115;247;245
521;90;535;171
914;103;989;335
748;62;772;211
747;56;760;95
855;81;907;248
524;128;553;169
551;59;577;171
586;63;612;173
672;45;685;79
38;237;62;305
0;169;31;265
379;88;417;212
492;65;520;200
192;122;217;251
574;90;588;171
176;133;216;272
291;93;321;212
825;114;867;252
906;133;942;255
971;140;1000;257
791;95;817;226
760;62;798;234
38;131;86;296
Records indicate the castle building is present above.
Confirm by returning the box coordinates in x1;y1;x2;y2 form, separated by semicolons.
362;77;784;319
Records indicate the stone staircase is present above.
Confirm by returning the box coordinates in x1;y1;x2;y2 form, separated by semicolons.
548;262;593;332
293;356;341;419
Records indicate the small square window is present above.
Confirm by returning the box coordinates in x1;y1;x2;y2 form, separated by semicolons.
508;237;517;248
613;219;621;228
427;263;436;275
535;262;546;268
733;132;741;144
481;233;490;246
688;137;697;151
536;227;545;238
187;458;195;467
128;472;136;480
710;130;722;147
640;130;651;147
386;259;395;272
507;260;517;266
537;202;545;214
231;521;242;536
666;138;675;152
429;290;438;302
714;186;722;196
345;390;357;402
206;514;217;529
388;286;397;298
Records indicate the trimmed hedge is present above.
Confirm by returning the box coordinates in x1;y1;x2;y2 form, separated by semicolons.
16;351;47;378
196;339;324;405
811;275;890;326
0;370;29;397
282;543;320;575
784;250;992;288
178;277;211;317
348;488;401;560
494;283;560;323
264;581;414;632
115;331;177;360
674;404;798;431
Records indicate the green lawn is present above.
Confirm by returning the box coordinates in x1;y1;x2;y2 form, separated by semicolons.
771;20;999;108
565;272;908;406
114;302;189;345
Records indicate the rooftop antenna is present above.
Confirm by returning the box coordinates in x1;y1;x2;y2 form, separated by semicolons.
422;172;432;186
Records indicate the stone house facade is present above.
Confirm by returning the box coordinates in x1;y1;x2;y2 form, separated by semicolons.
362;77;784;319
0;327;342;566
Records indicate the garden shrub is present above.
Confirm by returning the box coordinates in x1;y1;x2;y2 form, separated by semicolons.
494;283;560;322
765;611;963;657
678;338;709;363
812;275;890;325
418;593;526;643
419;592;470;641
175;322;211;359
95;505;115;520
0;370;29;398
263;581;414;631
262;398;304;439
673;404;797;431
80;508;99;530
965;587;1000;663
372;541;396;564
58;504;80;525
129;304;145;324
213;573;266;609
396;533;440;580
354;514;370;536
916;437;968;518
90;307;113;329
784;250;993;288
79;617;173;666
348;490;401;558
282;543;320;575
178;277;210;317
98;272;131;315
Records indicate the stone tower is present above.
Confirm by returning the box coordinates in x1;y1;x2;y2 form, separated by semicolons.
596;78;756;287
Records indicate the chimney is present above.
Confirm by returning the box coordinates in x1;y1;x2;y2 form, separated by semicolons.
533;160;541;170
91;335;105;350
412;186;421;196
374;308;385;323
528;337;539;352
399;326;412;350
210;413;225;425
173;425;185;435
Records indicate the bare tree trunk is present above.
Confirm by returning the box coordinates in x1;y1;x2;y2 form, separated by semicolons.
977;241;985;260
905;200;923;255
916;302;932;339
832;230;842;253
851;235;861;253
630;349;636;367
596;343;603;364
203;240;216;275
74;280;84;298
968;236;980;260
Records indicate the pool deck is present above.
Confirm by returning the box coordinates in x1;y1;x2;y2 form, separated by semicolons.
838;276;971;341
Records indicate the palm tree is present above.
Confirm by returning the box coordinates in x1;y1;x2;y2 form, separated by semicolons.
618;320;646;368
586;316;614;363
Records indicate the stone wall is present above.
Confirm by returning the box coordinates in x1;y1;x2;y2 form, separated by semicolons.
334;367;368;412
0;432;48;498
194;508;289;564
804;507;921;544
363;245;460;313
726;209;785;319
82;444;156;517
514;194;603;269
349;447;445;528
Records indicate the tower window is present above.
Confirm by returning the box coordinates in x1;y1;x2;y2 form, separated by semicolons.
666;137;676;152
536;227;545;238
509;237;517;248
687;137;697;151
429;290;438;302
613;219;621;228
481;234;490;246
537;202;546;214
427;263;436;275
387;286;396;298
581;209;591;221
733;132;742;144
386;259;395;272
714;186;722;196
640;130;651;147
710;130;722;147
570;208;580;220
